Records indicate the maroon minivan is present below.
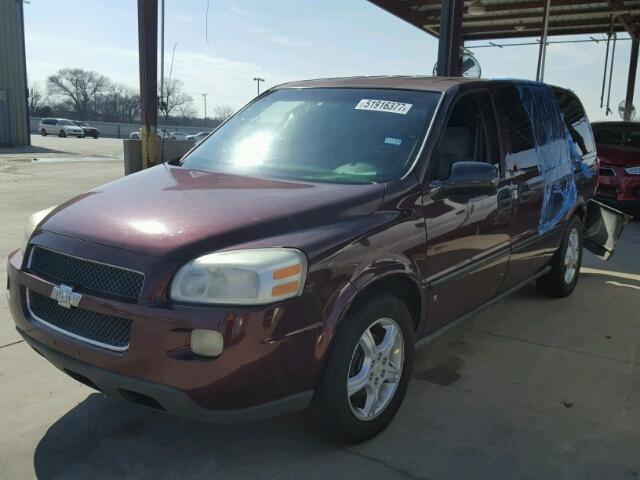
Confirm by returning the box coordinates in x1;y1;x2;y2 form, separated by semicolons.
7;77;620;442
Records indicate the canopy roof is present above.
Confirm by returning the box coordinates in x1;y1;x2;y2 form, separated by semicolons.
368;0;640;40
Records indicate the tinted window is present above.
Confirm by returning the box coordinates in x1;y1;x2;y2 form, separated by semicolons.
496;85;538;171
552;88;596;156
182;88;441;184
593;124;640;151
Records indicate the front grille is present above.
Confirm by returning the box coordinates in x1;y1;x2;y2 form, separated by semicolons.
29;246;144;301
28;290;132;350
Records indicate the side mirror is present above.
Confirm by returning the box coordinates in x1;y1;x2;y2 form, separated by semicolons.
430;161;499;200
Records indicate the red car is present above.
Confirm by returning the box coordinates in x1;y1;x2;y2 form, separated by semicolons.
593;121;640;214
7;77;624;443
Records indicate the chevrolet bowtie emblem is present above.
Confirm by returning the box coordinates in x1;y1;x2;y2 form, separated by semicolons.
50;284;82;309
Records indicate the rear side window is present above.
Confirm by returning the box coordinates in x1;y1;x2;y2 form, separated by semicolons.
496;85;537;171
552;88;595;157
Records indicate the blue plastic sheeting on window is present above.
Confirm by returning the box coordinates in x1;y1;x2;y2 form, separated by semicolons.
516;82;588;235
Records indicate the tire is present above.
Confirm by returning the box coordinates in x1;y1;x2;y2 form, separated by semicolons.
536;216;583;298
306;291;415;443
59;130;67;138
93;134;98;139
77;135;84;138
40;129;47;136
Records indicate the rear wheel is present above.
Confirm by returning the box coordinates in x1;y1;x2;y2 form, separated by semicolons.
306;292;414;443
40;129;47;136
536;216;583;298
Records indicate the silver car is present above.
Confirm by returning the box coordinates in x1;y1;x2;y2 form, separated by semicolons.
39;118;85;138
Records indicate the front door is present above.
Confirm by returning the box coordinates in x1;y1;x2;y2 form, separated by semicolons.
422;90;512;332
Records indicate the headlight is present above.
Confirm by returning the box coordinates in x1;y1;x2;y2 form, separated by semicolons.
23;206;56;251
624;166;640;175
171;248;307;305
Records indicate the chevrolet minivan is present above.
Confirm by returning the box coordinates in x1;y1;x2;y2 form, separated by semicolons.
8;77;622;443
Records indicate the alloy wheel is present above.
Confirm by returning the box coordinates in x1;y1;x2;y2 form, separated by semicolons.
564;227;580;284
347;318;404;421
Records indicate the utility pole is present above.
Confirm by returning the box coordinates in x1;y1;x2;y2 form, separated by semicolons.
137;0;158;168
253;77;265;96
202;93;208;126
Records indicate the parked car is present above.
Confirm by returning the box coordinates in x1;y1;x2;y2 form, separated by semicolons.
185;131;210;144
129;129;170;140
592;121;640;214
38;118;85;138
73;121;99;139
169;131;189;140
10;78;624;443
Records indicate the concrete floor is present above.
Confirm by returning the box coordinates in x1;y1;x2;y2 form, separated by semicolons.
0;155;639;479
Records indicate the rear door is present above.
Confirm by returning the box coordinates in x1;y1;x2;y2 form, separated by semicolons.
422;89;512;332
494;84;548;289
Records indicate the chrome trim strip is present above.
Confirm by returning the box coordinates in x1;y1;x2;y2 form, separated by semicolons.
26;289;130;352
400;92;446;181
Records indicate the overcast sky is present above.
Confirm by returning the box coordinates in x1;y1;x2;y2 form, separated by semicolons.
23;0;639;121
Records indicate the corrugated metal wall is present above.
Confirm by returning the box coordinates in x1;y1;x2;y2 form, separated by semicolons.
0;0;30;146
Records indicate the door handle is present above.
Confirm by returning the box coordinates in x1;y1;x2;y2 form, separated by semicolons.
518;183;532;202
497;189;513;212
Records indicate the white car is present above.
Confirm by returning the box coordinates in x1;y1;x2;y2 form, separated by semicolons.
169;131;189;140
129;129;171;140
39;118;85;138
185;131;210;144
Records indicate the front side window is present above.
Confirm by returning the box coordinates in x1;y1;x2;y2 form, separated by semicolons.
431;92;501;181
181;88;441;184
60;120;75;126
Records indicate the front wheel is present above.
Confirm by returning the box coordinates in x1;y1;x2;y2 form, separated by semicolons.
536;216;583;298
40;129;47;136
306;292;414;443
59;130;67;138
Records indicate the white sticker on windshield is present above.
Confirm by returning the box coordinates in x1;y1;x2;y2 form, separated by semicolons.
384;137;402;146
355;99;413;115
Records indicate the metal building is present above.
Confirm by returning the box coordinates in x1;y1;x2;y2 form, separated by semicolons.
0;0;30;146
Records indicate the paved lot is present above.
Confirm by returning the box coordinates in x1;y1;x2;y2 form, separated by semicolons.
1;134;126;162
0;156;639;479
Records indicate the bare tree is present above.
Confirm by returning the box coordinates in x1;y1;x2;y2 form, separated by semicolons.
213;105;235;122
96;83;140;123
160;78;194;119
47;68;109;119
28;82;48;113
176;103;197;119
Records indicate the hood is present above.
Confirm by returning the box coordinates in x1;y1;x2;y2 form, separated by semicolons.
40;165;385;260
597;144;640;167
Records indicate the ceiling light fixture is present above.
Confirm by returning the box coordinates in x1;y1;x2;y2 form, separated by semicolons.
468;0;486;16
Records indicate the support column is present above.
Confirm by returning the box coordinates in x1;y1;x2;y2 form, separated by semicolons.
536;0;552;82
137;0;158;168
437;0;464;77
624;38;639;121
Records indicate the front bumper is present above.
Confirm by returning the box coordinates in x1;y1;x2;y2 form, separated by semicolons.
598;166;640;206
19;331;313;422
7;234;352;419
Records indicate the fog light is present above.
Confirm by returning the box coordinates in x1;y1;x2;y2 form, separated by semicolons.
190;329;224;357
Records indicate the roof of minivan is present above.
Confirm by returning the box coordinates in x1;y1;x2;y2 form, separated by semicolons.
591;121;639;127
274;76;487;93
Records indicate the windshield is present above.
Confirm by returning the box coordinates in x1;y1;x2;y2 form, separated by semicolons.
60;120;75;126
181;88;441;184
594;124;640;150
